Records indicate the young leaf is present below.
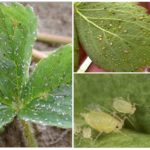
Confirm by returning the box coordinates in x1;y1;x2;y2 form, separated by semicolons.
19;44;72;128
75;3;150;71
21;44;72;104
0;3;37;127
19;85;72;128
74;25;80;72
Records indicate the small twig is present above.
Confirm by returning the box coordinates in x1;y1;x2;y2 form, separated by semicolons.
77;56;92;73
37;32;72;45
32;48;47;62
49;129;71;145
32;49;55;62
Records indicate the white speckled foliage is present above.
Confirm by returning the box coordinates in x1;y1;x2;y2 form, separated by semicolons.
0;3;72;129
75;2;150;71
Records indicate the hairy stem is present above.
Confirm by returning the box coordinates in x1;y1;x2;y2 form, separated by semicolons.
20;119;38;147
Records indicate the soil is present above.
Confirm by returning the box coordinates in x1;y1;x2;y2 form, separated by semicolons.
0;2;72;147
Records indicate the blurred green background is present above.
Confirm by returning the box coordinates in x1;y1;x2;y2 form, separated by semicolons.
74;74;150;147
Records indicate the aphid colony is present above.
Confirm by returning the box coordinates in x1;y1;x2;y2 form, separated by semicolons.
75;97;136;139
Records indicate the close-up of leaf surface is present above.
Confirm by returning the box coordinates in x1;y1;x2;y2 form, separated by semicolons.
19;85;72;128
0;3;72;131
0;3;37;127
75;3;150;71
74;74;150;147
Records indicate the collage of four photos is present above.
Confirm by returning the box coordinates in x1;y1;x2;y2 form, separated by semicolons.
0;1;150;148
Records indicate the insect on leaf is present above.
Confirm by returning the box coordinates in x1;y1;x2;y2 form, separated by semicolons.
19;85;72;128
75;3;150;71
21;44;72;104
19;44;72;128
0;3;37;127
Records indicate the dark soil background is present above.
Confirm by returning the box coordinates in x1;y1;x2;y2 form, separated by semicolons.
0;2;72;147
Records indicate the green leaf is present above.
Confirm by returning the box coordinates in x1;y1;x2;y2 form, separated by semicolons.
19;44;72;128
19;85;72;128
0;3;37;126
22;44;72;104
75;129;150;147
74;74;150;147
75;3;150;71
0;103;16;128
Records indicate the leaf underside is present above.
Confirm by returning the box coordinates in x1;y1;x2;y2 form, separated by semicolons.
75;129;150;147
75;2;150;71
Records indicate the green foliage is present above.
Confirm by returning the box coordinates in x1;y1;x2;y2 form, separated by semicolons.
19;85;72;128
0;3;72;129
75;129;150;147
74;74;150;147
75;2;150;71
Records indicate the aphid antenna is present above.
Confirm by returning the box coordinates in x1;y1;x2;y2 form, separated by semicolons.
94;132;103;143
127;94;131;102
135;102;150;108
97;104;112;114
117;130;130;138
122;115;136;129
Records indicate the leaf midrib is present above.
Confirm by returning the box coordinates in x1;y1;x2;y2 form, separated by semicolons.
76;8;122;40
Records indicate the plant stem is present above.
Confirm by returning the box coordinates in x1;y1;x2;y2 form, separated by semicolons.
37;32;72;44
20;119;38;147
32;48;55;62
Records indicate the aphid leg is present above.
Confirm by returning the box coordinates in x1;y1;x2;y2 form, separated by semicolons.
99;105;123;122
117;130;130;138
77;134;82;146
98;105;111;114
94;132;102;143
112;111;123;122
127;94;130;102
120;114;136;130
123;115;136;129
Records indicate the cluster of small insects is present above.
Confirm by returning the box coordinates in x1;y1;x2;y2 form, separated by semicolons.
75;97;136;140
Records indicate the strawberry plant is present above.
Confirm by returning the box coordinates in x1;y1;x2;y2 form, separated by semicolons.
74;2;150;72
0;3;72;147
